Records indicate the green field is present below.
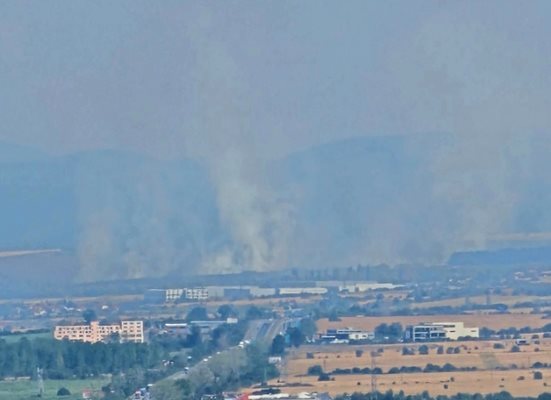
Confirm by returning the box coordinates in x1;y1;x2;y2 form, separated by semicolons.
0;378;108;400
0;332;51;343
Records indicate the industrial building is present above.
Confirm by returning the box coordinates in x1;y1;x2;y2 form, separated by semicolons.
404;322;479;342
320;327;374;343
278;287;327;296
54;320;144;343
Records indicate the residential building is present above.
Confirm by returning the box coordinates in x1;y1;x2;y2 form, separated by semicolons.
185;287;209;301
54;320;144;343
166;288;185;301
145;287;209;303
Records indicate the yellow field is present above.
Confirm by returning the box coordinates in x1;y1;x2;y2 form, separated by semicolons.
269;338;551;397
317;313;550;332
270;369;551;397
413;295;551;309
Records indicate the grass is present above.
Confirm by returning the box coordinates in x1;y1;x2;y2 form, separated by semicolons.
0;332;51;344
0;378;108;400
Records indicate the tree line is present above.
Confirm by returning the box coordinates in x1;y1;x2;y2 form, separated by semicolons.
336;390;551;400
0;337;166;379
150;342;279;400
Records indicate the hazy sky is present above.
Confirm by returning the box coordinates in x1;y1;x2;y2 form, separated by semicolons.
2;1;550;160
2;1;551;277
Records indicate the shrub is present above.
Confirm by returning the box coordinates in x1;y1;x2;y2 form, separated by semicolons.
57;387;71;396
534;371;543;380
511;345;521;353
355;350;364;358
437;346;444;354
307;365;323;376
306;352;314;359
318;373;331;381
418;345;429;355
493;343;505;349
402;347;415;356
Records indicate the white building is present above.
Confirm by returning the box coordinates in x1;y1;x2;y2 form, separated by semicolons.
436;321;479;340
405;321;479;342
279;287;327;296
54;320;144;343
321;327;374;343
165;288;185;302
185;287;209;301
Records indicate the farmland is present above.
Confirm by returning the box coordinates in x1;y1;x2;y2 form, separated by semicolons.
0;378;107;400
270;337;551;397
317;313;550;332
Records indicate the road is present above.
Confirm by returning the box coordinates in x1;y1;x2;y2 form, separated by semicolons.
245;318;287;342
167;318;285;382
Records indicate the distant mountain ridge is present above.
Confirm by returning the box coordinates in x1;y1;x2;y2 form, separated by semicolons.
2;133;551;287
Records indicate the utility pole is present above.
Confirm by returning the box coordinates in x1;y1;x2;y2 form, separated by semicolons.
36;367;44;397
370;351;377;400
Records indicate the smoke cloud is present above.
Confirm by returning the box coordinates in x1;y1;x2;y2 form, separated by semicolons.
2;1;551;279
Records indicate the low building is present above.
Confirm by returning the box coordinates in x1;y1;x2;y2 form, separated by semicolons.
320;327;374;343
224;287;251;300
279;287;327;296
405;321;479;342
54;320;144;343
437;321;479;340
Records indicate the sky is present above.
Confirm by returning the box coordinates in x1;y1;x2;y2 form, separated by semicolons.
1;1;549;160
2;1;551;278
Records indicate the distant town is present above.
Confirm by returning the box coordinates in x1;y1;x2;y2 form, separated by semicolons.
0;263;549;400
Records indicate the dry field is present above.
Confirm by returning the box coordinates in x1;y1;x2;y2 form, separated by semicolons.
413;295;551;310
269;338;551;397
203;295;323;307
270;369;551;397
317;313;550;332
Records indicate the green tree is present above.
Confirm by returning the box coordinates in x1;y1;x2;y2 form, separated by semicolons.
82;309;97;324
186;307;208;322
56;387;71;396
271;335;285;355
150;380;187;400
245;305;264;320
288;327;305;347
299;318;318;338
218;304;237;320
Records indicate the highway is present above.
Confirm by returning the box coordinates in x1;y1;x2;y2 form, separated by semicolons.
166;317;287;383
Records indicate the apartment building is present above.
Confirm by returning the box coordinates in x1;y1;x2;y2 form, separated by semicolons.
165;288;185;302
54;320;144;343
185;287;209;301
145;287;209;303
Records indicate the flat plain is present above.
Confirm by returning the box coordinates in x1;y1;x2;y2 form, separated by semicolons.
269;337;551;397
317;313;550;332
